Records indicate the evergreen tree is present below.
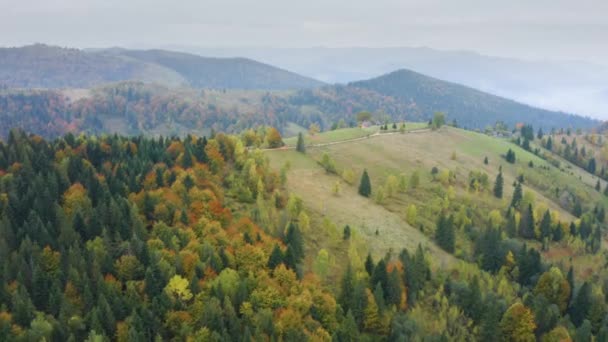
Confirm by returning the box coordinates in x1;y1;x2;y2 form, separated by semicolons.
435;214;455;253
335;310;360;341
285;222;304;262
182;147;193;168
267;244;284;269
339;264;355;313
343;225;351;240
546;136;553;151
519;204;536;239
571;282;592;326
371;259;389;296
479;296;502;342
596;180;601;192
296;132;306;153
587;158;597;174
539;210;552;240
573;201;583;218
364;253;375;276
511;182;523;208
505;149;516;163
493;170;504;198
358;169;372;197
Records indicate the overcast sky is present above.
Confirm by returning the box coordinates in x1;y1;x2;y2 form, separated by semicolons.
1;0;607;64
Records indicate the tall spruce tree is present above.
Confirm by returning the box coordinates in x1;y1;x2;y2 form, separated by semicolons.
359;169;372;197
435;214;455;253
511;182;523;208
493;171;504;198
519;204;536;239
296;132;306;153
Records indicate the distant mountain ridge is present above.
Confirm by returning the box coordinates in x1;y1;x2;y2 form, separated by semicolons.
0;44;324;90
347;69;597;130
180;46;608;118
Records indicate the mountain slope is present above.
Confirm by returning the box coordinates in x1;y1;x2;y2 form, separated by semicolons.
184;46;608;117
0;44;181;88
349;69;598;130
113;49;324;90
0;44;323;90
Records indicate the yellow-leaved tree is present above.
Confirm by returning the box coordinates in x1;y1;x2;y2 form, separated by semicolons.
165;275;193;302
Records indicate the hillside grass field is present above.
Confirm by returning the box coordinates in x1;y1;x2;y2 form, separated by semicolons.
268;124;608;281
282;122;428;146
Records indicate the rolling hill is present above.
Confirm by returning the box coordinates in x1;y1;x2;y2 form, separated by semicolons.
0;44;324;90
349;69;598;130
109;48;324;90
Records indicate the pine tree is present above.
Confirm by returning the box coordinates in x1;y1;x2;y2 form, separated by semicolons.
573;201;583;218
339;264;355;313
182;147;193;168
588;158;597;174
511;182;523;208
358;169;372;197
343;225;351;240
371;259;389;296
596;180;601;192
296;132;306;153
519;204;536;239
285;222;304;262
267;244;284;269
493;171;504;198
539;210;552;240
546;136;553;151
365;253;374;276
571;282;592;326
505;149;516;163
435;214;455;253
484;156;489;165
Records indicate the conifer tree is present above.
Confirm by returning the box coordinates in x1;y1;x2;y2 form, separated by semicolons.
539;210;552;240
296;132;306;153
546;136;553;151
358;169;372;197
365;253;375;276
339;264;355;313
267;244;284;269
182;147;193;168
511;182;523;208
493;170;504;198
435;214;455;253
519;204;536;239
285;222;304;262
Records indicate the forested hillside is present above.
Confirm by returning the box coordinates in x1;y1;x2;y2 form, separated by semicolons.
2;123;608;340
1;78;597;140
350;69;597;130
0;45;323;90
112;49;324;90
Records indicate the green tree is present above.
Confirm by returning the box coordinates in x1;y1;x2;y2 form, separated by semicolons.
511;182;523;208
358;170;372;197
431;112;446;130
519;204;535;239
343;225;351;240
435;214;455;253
506;149;516;163
494;170;504;198
267;244;284;269
296;132;306;153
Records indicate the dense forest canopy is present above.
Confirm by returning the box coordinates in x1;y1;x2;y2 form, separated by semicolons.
1;125;607;341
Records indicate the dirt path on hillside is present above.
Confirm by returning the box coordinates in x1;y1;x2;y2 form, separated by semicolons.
259;128;432;152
